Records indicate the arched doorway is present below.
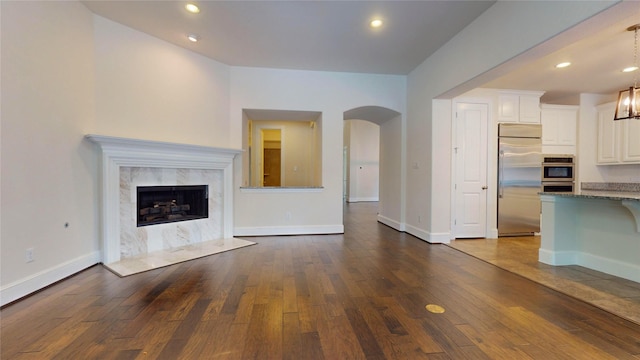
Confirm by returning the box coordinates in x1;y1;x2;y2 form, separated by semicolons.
343;106;404;231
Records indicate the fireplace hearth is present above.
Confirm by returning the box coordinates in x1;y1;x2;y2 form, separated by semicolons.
137;185;208;227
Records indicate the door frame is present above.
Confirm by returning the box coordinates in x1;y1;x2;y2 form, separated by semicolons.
450;98;493;239
252;124;285;187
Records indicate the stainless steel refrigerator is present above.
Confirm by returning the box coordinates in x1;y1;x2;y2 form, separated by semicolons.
497;123;542;236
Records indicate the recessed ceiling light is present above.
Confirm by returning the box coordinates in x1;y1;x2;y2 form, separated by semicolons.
187;34;200;42
623;66;639;73
185;3;200;14
370;19;383;28
555;62;571;68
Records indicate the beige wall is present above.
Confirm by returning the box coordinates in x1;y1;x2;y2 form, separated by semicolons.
92;15;232;148
1;2;235;305
231;67;406;236
1;1;99;301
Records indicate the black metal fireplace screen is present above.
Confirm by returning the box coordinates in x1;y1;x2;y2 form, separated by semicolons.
137;185;208;227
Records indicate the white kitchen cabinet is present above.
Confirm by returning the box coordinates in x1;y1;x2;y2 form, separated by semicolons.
541;104;578;147
597;103;618;163
497;94;519;123
622;119;640;162
498;90;544;124
596;101;640;164
520;95;543;123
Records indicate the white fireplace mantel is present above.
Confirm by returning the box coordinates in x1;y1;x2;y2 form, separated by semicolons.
86;134;241;264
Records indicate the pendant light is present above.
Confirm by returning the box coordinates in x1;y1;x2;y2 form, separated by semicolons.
614;24;640;120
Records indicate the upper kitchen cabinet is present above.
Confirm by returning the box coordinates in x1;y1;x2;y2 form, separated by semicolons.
597;102;618;164
596;101;640;164
498;90;545;124
621;118;640;162
541;104;578;155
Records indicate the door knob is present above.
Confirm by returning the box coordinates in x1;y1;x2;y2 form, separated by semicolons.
482;186;488;190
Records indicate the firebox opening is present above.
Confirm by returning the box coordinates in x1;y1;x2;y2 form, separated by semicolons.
137;185;208;227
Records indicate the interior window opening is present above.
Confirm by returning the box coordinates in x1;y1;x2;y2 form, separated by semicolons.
242;109;322;188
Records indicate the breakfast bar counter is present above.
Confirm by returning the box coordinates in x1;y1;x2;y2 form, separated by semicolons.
539;183;640;283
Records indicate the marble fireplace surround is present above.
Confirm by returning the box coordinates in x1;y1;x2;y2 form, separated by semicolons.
86;135;241;265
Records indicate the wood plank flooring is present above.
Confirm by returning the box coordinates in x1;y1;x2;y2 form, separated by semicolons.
447;236;640;325
3;202;640;359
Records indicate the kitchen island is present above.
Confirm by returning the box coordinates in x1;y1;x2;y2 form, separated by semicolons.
539;183;640;283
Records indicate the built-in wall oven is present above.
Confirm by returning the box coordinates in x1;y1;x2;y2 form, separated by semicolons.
542;155;574;192
541;181;574;193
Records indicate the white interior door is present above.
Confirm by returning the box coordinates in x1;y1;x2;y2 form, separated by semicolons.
454;103;488;238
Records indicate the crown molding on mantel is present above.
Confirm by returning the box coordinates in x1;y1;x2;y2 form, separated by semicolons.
85;134;242;264
85;134;242;166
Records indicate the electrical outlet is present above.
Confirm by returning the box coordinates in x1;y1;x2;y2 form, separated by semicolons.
285;212;292;220
26;248;34;263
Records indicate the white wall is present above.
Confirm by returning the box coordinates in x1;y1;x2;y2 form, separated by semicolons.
1;1;99;305
92;15;232;148
406;1;618;243
231;67;405;236
343;121;351;200
345;120;380;202
378;115;405;230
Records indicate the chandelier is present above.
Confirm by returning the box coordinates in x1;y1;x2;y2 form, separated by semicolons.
614;24;640;120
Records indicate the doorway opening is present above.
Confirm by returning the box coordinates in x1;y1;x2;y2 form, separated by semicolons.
343;106;403;232
262;129;282;186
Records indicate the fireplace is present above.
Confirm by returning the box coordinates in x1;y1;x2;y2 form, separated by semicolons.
86;134;241;264
137;185;208;227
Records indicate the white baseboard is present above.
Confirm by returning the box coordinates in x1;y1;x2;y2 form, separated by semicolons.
427;232;451;244
538;248;577;265
405;224;451;244
405;224;429;241
579;252;640;283
538;250;640;283
377;214;405;231
347;197;379;203
1;251;101;306
234;224;344;237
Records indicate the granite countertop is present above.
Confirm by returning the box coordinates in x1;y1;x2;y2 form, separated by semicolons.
540;182;640;201
540;190;640;201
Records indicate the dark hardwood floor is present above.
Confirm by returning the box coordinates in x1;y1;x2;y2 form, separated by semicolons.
3;202;640;359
